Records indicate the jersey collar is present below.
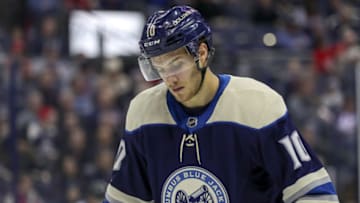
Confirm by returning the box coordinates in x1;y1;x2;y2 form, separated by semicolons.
166;74;231;132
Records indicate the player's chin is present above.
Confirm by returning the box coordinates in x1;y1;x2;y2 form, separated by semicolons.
172;92;189;103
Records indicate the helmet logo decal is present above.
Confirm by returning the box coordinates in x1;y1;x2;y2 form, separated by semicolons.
144;39;160;47
144;23;160;48
172;10;192;26
148;23;156;37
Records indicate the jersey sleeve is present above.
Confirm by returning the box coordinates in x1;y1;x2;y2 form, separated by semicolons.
257;112;339;203
104;131;154;203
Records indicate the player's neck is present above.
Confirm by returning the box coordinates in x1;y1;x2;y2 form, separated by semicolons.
182;69;219;108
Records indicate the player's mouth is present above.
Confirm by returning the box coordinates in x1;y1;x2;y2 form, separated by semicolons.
172;87;184;92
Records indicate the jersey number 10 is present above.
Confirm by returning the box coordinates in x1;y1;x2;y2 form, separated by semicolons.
278;131;311;170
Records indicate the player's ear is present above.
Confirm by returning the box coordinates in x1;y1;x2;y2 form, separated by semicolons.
198;42;209;67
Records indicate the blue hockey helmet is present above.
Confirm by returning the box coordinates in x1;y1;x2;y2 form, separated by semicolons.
138;5;213;81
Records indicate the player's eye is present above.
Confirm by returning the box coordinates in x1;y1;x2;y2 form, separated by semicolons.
170;61;184;71
156;61;184;74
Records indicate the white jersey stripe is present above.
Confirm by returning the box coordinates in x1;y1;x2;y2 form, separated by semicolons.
283;167;332;203
295;194;339;203
296;200;338;203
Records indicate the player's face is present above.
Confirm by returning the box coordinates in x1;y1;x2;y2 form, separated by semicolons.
151;48;202;103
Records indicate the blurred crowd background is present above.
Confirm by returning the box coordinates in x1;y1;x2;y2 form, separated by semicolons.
0;0;359;202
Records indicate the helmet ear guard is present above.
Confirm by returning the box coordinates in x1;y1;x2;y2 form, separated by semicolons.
138;5;214;81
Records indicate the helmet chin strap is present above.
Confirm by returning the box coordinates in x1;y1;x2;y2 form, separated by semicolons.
193;61;207;96
192;47;215;98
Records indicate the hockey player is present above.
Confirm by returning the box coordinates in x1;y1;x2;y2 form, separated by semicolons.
103;5;339;203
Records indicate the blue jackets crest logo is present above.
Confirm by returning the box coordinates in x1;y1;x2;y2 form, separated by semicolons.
161;166;229;203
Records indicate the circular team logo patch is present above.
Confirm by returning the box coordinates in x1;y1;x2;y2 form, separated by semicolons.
161;166;229;203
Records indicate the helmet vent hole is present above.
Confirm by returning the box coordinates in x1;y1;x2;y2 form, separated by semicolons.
166;34;183;45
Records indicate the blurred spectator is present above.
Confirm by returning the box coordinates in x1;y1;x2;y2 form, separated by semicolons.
37;67;60;107
276;14;311;50
99;57;133;107
16;90;59;170
26;0;60;18
35;107;59;165
18;58;37;90
312;32;344;74
17;90;44;133
28;16;63;56
17;174;44;203
336;96;356;142
319;77;343;112
62;112;81;133
287;68;318;126
10;27;26;57
337;27;360;72
95;86;121;128
71;72;95;118
326;2;359;41
59;89;76;113
65;127;90;165
0;109;9;142
85;148;113;200
54;146;87;202
65;184;83;203
95;123;116;150
334;95;357;203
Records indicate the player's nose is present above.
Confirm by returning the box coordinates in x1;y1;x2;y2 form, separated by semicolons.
163;74;178;84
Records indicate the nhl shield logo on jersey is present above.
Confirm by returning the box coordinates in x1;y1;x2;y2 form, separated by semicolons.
161;166;229;203
186;117;198;128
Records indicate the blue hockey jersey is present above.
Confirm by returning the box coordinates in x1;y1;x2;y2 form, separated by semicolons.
104;74;339;203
